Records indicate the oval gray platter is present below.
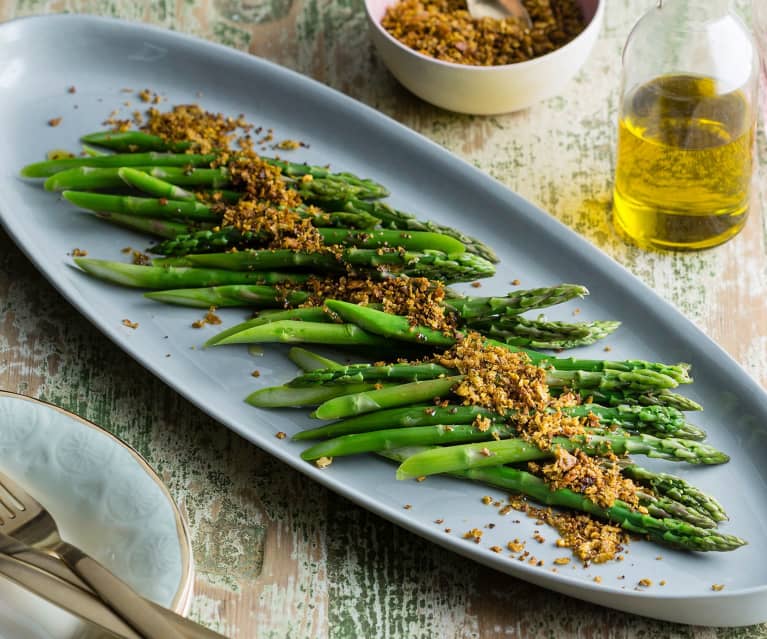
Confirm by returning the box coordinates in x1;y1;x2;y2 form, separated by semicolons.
0;14;765;627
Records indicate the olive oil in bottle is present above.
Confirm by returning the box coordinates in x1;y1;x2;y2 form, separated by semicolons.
612;0;758;251
613;74;754;250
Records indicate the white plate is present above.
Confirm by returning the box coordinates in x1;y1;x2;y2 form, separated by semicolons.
0;14;766;627
0;392;193;639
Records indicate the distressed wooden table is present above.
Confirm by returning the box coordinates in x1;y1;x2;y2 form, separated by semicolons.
1;0;765;637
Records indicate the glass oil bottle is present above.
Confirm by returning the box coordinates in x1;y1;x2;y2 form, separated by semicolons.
612;0;758;250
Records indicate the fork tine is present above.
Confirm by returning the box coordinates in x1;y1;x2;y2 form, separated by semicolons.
0;472;32;510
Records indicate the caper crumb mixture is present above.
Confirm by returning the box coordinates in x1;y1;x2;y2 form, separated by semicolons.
529;448;640;510
381;0;585;67
271;275;456;331
506;495;629;565
428;332;644;562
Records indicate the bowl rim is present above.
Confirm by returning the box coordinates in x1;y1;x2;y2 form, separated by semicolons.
364;0;605;73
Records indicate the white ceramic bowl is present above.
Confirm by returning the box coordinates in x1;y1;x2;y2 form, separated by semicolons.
364;0;604;114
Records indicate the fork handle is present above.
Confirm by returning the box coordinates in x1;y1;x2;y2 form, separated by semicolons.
54;542;187;639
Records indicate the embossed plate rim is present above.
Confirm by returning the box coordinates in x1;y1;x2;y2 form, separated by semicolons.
0;14;765;627
0;390;194;635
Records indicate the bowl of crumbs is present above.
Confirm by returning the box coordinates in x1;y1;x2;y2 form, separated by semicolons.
365;0;604;114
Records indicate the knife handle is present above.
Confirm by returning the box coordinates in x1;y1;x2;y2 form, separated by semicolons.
3;542;228;638
55;542;187;639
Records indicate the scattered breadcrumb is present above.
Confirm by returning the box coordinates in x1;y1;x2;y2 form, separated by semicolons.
470;281;482;288
315;456;333;469
435;518;444;524
463;528;483;543
490;545;503;553
711;584;725;591
275;431;287;439
67;86;76;94
404;504;412;509
48;117;62;127
132;250;150;265
275;139;301;150
638;578;652;587
251;370;261;378
594;576;602;583
474;415;492;432
71;248;88;257
554;557;571;565
122;319;139;329
192;306;223;328
507;539;525;552
511;279;520;285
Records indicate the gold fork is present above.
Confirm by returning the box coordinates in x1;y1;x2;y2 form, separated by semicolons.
0;470;186;639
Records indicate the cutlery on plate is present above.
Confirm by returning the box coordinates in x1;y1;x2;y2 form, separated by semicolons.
0;550;142;638
0;471;188;639
0;530;228;639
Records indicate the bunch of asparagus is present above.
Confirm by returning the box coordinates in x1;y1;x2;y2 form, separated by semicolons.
245;338;744;553
20;117;744;557
22;129;621;351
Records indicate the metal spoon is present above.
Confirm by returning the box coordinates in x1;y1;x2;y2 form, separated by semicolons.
466;0;532;26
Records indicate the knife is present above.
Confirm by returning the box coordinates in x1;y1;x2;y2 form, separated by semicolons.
0;532;227;639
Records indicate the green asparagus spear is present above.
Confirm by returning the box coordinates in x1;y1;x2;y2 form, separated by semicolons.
471;316;621;349
65;191;382;229
634;489;718;529
395;433;729;481
74;258;309;289
246;383;382;408
289;361;679;393
173;249;494;284
305;196;499;263
202;309;335;346
289;362;454;385
450;465;744;551
45;166;230;191
81;130;191;152
293;405;497;440
313;377;464;420
578;388;703;411
22;152;217;177
301;423;518;460
444;284;588;318
152;227;466;256
64;191;218;221
324;300;690;382
288;347;345;372
145;284;311;309
292;402;705;441
212;320;390;347
620;463;728;522
118;167;198;200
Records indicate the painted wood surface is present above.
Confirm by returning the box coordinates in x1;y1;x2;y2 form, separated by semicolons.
0;0;765;636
